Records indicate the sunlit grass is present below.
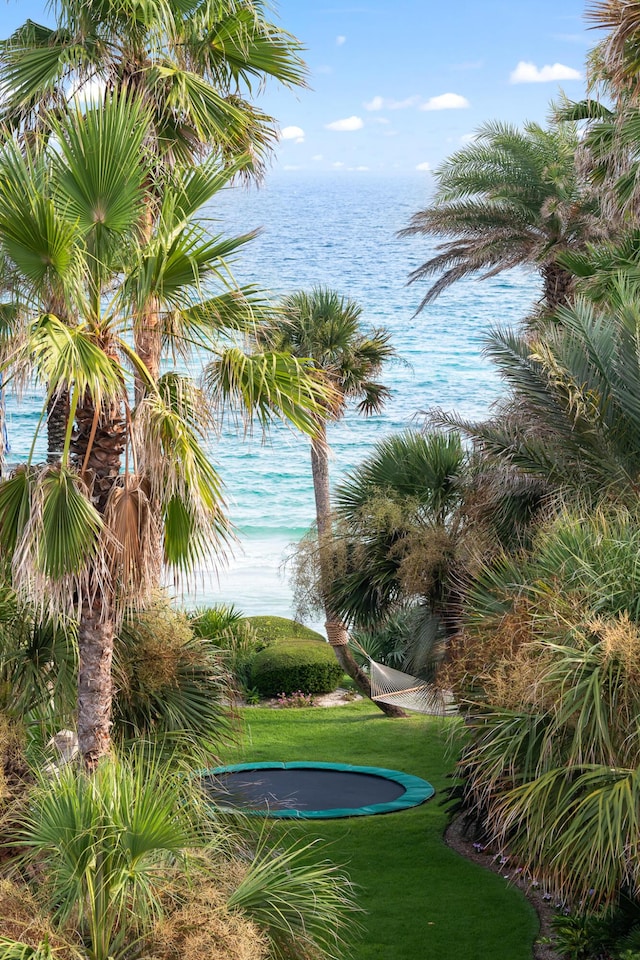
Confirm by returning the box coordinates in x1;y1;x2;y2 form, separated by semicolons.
221;702;539;960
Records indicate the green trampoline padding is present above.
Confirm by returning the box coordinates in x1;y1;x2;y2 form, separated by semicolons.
204;761;435;819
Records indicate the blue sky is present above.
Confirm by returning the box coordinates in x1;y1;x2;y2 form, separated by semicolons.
2;0;597;176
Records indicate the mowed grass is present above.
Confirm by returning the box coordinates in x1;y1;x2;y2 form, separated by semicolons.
221;702;539;960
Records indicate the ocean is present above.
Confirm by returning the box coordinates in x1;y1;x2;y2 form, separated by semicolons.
4;174;540;622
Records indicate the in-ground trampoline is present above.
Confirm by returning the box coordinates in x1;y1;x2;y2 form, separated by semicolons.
204;761;435;819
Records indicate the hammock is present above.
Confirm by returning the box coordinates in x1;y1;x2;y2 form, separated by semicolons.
368;658;454;715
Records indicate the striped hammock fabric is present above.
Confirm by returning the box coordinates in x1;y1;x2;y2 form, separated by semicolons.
368;659;455;716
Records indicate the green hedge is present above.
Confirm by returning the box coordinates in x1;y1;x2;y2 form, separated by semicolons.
250;640;342;696
246;616;325;645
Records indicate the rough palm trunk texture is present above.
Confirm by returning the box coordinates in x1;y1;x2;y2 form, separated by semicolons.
47;388;70;464
72;396;126;514
311;426;406;718
72;391;125;766
542;261;575;312
77;595;114;770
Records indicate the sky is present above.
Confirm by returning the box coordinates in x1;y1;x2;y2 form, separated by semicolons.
1;0;599;177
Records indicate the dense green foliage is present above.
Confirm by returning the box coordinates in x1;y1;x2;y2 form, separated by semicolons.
0;751;357;960
246;615;325;644
113;602;233;761
250;641;343;696
189;605;267;690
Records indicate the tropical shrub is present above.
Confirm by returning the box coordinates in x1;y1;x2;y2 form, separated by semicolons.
457;508;640;907
250;641;342;696
190;606;266;689
113;599;233;761
2;753;358;960
0;588;77;730
275;690;317;708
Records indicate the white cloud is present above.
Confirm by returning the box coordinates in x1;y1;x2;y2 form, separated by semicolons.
354;165;369;171
312;154;323;161
416;161;432;172
364;95;384;111
325;115;364;131
509;61;582;83
283;164;302;171
316;65;333;75
280;125;305;143
364;94;420;111
390;95;421;110
460;132;477;143
336;35;346;46
374;117;390;124
420;92;470;111
332;161;345;168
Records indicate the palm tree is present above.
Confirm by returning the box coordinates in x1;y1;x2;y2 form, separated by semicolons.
458;506;640;907
0;0;306;175
0;1;308;566
0;96;328;766
446;290;640;505
399;120;603;314
330;430;467;630
262;288;402;714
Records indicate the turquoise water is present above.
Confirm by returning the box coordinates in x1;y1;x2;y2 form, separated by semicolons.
4;174;540;620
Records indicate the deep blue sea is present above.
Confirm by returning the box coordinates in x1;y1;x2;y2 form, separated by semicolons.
4;174;540;621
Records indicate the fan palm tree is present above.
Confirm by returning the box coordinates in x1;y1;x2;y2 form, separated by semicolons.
459;507;640;907
0;0;306;174
261;288;402;713
0;0;308;564
331;430;467;630
400;120;603;314
0;96;328;766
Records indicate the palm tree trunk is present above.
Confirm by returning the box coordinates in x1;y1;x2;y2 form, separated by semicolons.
72;390;126;766
311;425;406;718
77;593;114;770
47;388;70;464
542;261;575;312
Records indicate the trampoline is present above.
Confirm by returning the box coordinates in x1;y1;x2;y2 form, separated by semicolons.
204;761;435;819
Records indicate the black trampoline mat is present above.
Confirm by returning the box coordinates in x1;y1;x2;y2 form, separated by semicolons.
205;767;406;811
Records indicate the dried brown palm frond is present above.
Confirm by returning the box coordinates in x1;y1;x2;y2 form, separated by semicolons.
146;875;268;960
588;1;640;94
102;474;158;608
0;880;80;960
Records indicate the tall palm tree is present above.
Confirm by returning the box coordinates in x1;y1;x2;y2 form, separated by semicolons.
0;0;306;174
0;96;328;766
262;288;402;714
400;120;603;314
0;0;308;565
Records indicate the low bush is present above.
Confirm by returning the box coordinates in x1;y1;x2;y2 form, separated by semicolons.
246;616;325;645
189;605;266;690
250;641;342;697
113;599;233;761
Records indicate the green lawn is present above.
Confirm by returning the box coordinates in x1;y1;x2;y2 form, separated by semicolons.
221;702;539;960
